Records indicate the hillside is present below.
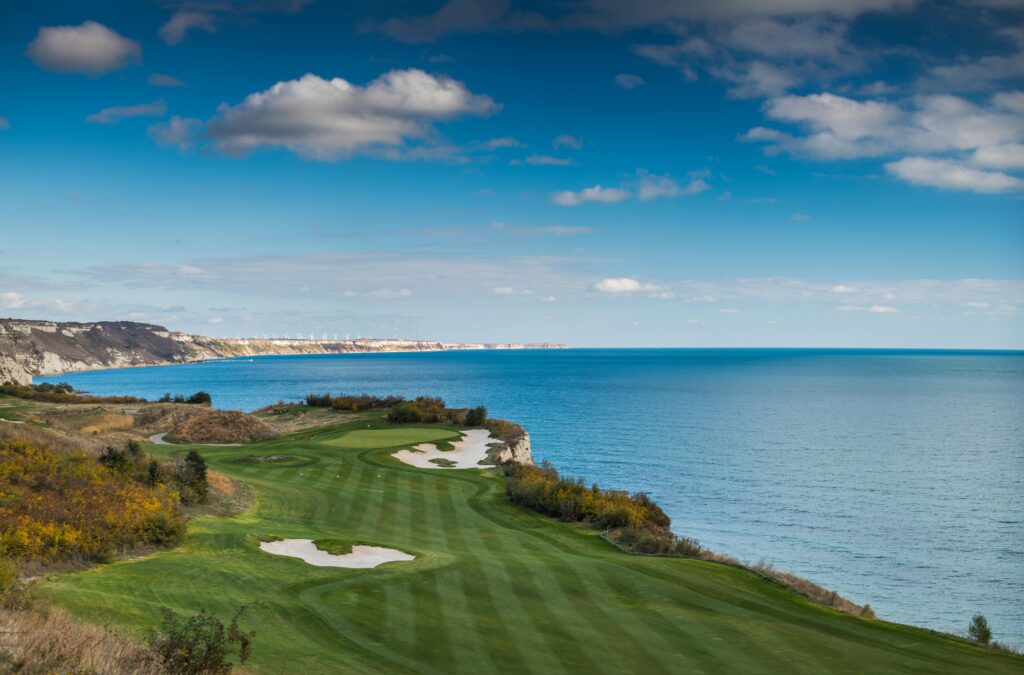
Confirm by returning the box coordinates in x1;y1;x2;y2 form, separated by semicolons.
0;318;566;385
35;414;1023;674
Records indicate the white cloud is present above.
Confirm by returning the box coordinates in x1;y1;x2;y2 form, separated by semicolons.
86;100;167;125
149;73;186;87
1;292;27;308
553;134;583;149
205;70;498;160
971;143;1024;170
832;284;858;293
615;73;645;90
149;115;203;150
160;11;217;45
636;170;710;200
688;318;707;324
492;286;516;295
884;157;1024;193
552;185;629;206
791;212;811;221
26;21;141;76
594;277;666;295
720;308;740;314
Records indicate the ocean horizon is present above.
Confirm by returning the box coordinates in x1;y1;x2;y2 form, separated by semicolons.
39;347;1024;647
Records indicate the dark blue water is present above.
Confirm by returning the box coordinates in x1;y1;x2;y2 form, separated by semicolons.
39;349;1024;646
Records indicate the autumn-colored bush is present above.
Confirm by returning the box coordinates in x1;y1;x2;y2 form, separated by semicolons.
0;440;186;563
504;462;670;531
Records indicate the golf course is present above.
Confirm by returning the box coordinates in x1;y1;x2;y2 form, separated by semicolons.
35;414;1023;674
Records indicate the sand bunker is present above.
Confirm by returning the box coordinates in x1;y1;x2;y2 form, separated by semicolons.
259;539;414;569
392;428;496;470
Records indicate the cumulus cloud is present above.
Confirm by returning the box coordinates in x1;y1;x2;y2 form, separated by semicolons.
477;136;523;150
26;21;141;76
552;185;629;206
615;73;645;90
86;100;167;125
149;73;187;87
636;170;710;200
594;277;668;296
884;157;1024;193
971;143;1024;170
742;90;1024;192
159;11;217;45
204;70;497;160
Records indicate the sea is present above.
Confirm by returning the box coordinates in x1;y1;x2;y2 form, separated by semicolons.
37;348;1024;647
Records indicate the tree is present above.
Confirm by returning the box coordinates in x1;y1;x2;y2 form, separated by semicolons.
184;450;208;501
126;438;142;460
187;391;212;406
149;607;253;674
98;446;129;473
146;459;162;486
968;614;992;644
465;405;487;426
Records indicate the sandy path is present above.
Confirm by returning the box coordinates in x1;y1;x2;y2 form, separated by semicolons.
147;432;241;447
149;433;169;444
259;539;414;569
392;428;496;470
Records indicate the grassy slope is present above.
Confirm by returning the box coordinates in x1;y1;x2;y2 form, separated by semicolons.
37;418;1022;674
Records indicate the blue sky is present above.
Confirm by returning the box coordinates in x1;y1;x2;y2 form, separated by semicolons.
1;0;1022;347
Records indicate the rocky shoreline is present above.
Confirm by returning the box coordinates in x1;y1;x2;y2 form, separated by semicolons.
0;318;567;385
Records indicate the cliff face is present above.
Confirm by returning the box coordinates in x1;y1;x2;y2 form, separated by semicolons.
0;318;567;385
0;320;194;385
490;431;534;465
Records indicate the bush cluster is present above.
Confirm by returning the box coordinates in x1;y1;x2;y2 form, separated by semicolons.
304;393;404;411
503;462;703;556
0;439;186;563
0;382;144;405
149;606;254;674
98;441;209;505
157;391;212;405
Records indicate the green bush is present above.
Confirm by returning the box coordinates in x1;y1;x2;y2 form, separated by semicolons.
968;614;993;644
149;607;253;674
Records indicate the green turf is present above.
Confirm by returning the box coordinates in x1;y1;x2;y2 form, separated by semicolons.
39;419;1023;674
322;426;461;449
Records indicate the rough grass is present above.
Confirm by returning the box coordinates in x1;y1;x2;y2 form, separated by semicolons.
36;419;1024;674
170;410;277;444
0;604;163;674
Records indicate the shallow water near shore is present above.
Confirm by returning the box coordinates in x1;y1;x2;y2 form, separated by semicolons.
38;348;1024;646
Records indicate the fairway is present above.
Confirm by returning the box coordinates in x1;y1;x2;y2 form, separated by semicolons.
38;419;1022;674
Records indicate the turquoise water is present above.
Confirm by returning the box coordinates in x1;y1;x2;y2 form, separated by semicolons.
39;349;1024;646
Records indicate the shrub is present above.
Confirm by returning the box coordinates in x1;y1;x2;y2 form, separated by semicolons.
465;406;487;426
149;607;253;674
0;440;186;563
968;614;992;644
304;393;405;411
187;391;212;406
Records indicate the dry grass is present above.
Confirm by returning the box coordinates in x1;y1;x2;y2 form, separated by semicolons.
0;604;163;674
170;410;277;444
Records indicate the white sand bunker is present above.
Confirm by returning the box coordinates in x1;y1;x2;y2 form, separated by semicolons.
392;428;496;470
259;539;414;569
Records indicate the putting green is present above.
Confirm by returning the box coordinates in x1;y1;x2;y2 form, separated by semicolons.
38;419;1022;674
323;426;461;449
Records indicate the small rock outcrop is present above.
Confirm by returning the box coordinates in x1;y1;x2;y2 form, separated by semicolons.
489;429;535;465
